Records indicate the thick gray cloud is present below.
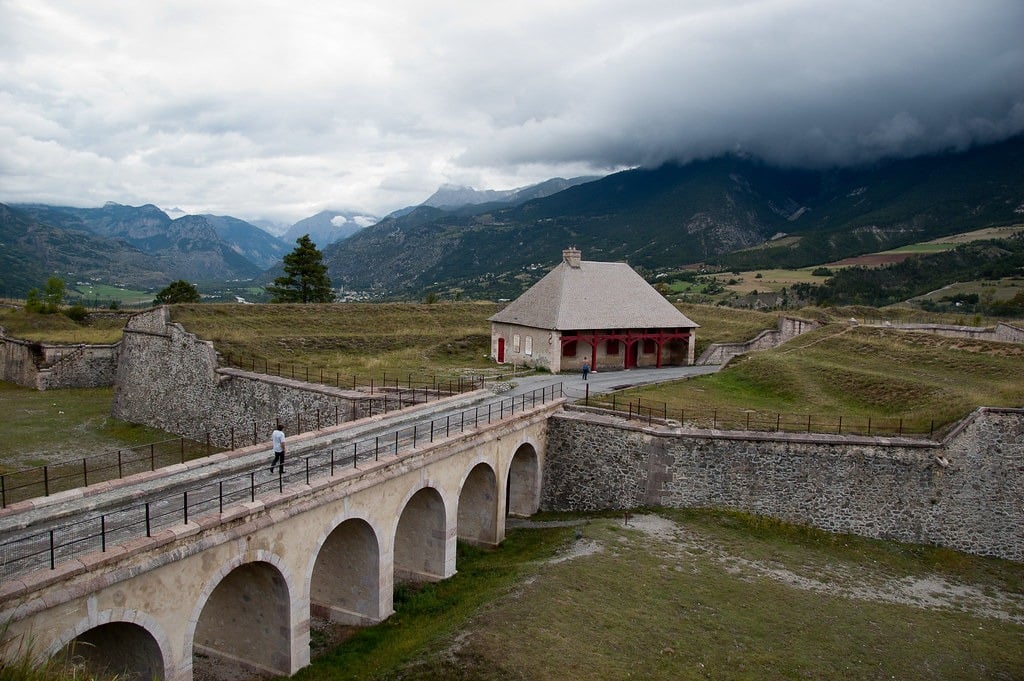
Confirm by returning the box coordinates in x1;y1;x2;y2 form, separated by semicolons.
1;0;1022;222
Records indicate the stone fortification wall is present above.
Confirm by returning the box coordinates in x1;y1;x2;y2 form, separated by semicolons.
995;322;1024;343
697;316;818;366
542;407;1024;561
0;332;119;390
111;308;361;447
866;321;1024;344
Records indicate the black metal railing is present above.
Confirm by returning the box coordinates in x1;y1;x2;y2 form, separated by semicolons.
584;395;939;439
0;380;491;509
0;384;564;581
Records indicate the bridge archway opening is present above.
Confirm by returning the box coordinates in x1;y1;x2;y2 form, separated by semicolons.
55;622;163;681
394;487;446;583
458;462;498;546
507;443;540;517
311;518;381;625
193;561;290;681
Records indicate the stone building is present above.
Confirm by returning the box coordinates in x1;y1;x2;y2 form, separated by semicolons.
489;247;699;373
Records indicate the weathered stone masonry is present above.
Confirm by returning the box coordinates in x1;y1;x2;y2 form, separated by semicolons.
0;332;119;390
542;407;1024;561
111;308;363;448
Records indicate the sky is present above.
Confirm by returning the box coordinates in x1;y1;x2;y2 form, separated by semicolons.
2;1;1023;225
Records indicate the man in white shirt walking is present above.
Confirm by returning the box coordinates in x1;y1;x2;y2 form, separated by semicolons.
271;423;286;474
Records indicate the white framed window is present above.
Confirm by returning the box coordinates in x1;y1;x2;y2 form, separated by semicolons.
513;334;521;352
524;335;533;355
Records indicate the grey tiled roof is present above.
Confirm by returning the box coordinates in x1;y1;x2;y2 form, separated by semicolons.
489;260;699;330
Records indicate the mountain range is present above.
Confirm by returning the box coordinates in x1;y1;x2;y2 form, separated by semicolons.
2;135;1022;301
322;135;1024;299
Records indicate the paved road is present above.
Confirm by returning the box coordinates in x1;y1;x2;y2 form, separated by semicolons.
506;364;721;402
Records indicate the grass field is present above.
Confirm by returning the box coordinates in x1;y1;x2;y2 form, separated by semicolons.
293;510;1024;681
0;307;128;344
68;283;153;307
610;323;1024;431
170;302;504;377
0;383;200;472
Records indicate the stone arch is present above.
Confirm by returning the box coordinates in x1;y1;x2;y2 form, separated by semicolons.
188;552;294;681
309;517;382;625
507;442;541;517
457;462;499;547
393;485;448;583
50;612;169;681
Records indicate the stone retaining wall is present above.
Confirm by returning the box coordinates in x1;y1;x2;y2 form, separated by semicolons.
542;407;1024;561
874;321;1024;344
697;316;818;366
0;333;119;390
111;308;363;448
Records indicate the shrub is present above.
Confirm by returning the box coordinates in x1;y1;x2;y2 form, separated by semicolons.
65;305;89;323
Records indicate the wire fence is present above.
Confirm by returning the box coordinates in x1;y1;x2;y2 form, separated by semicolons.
0;383;564;581
583;395;941;439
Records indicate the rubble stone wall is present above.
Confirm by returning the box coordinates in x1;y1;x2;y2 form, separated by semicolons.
542;407;1024;561
111;308;361;448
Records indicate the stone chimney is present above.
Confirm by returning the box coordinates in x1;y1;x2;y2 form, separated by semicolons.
562;246;582;268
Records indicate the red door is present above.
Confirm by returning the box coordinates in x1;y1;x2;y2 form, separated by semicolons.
497;337;505;363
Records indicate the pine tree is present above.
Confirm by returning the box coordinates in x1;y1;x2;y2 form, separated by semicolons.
154;280;201;304
267;235;335;303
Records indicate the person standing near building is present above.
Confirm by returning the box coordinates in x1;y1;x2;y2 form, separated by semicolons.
270;422;286;474
582;361;590;380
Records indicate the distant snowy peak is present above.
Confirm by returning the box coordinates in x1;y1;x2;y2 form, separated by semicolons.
283;209;380;247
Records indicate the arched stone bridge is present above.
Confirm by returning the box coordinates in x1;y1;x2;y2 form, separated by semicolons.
0;394;562;681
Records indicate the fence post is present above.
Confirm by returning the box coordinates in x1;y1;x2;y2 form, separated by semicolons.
838;416;842;435
83;457;88;487
49;530;55;569
219;481;223;514
118;450;123;478
306;457;310;486
101;515;106;552
250;472;256;502
150;443;155;471
807;415;812;433
145;503;151;537
867;417;872;436
413;425;417;449
183;491;188;525
375;436;379;461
